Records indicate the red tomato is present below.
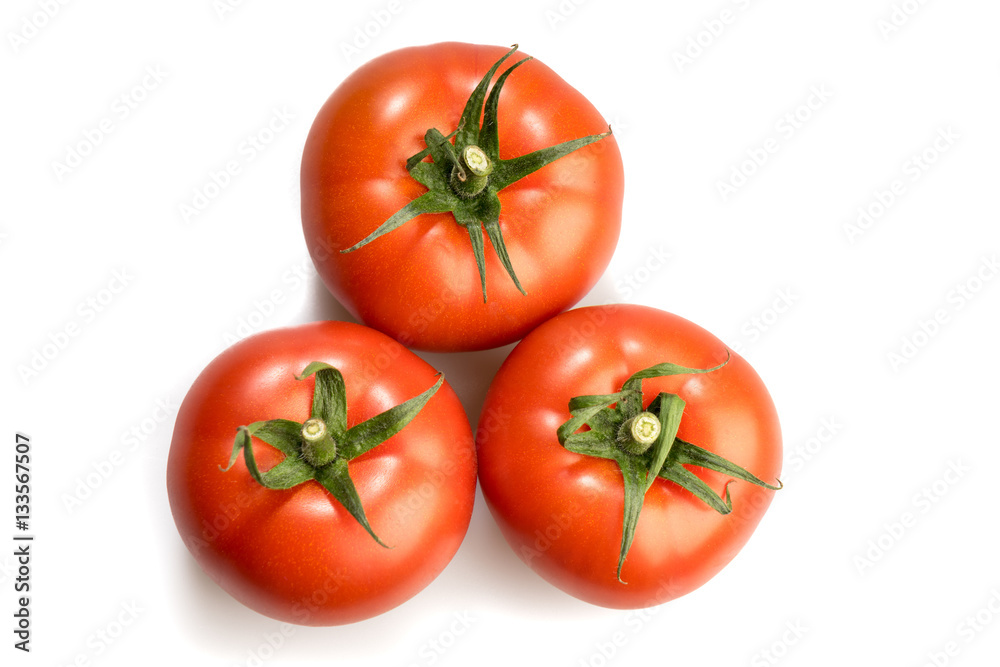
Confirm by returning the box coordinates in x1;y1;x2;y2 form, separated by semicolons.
476;305;782;608
301;42;624;352
166;321;476;625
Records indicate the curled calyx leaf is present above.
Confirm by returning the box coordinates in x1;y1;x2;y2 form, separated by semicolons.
556;353;782;581
341;44;613;302
221;362;443;547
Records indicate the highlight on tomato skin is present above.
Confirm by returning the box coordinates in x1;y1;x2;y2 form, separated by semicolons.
475;304;783;609
300;42;624;352
165;320;478;626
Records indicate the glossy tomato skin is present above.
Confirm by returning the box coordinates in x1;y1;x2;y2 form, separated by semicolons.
301;42;624;352
166;321;477;625
476;305;782;609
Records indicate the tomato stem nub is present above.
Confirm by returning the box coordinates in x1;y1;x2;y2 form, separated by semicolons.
617;412;660;455
450;145;493;198
463;145;492;176
301;418;337;467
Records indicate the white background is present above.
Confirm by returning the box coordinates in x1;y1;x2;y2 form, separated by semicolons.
2;0;999;665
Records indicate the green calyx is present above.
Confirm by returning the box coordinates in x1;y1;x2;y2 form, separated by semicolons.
221;361;443;547
341;44;613;302
556;354;782;582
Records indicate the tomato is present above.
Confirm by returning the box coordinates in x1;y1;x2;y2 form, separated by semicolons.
301;42;624;352
475;304;782;608
166;321;477;625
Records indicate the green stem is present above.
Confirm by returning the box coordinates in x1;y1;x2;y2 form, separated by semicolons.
450;145;493;198
557;357;781;581
223;362;444;547
301;417;337;467
617;412;660;455
339;45;614;301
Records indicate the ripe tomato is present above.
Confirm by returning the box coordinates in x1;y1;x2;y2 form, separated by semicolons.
476;305;782;608
166;321;477;625
301;42;624;352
